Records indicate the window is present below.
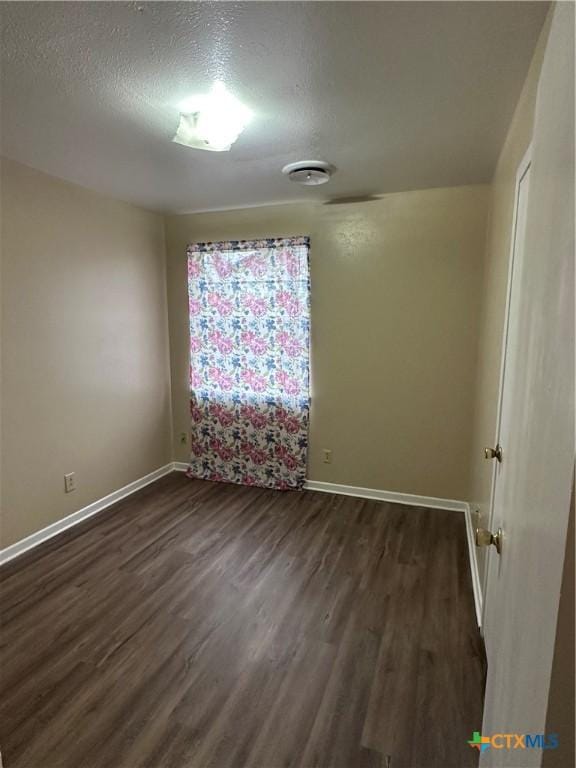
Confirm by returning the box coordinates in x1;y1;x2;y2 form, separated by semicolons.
186;237;310;489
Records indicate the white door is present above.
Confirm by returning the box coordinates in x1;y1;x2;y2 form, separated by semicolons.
480;4;574;767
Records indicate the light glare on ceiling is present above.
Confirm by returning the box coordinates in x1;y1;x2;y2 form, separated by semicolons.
173;81;252;152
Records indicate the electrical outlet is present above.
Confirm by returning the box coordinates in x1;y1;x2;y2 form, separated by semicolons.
322;449;332;464
64;473;76;493
180;432;188;445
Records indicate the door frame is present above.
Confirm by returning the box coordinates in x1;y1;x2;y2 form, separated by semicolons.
481;144;532;627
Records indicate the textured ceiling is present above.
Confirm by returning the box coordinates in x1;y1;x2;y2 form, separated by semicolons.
0;1;549;213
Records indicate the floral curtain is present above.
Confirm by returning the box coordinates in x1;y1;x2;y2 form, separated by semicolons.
186;237;310;490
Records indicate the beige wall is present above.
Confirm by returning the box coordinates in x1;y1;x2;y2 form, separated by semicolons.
0;158;173;548
165;185;489;500
468;15;551;585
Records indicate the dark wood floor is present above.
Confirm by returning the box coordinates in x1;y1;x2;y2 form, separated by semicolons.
0;473;485;768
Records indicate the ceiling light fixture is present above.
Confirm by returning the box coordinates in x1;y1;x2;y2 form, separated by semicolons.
282;160;333;186
173;81;252;152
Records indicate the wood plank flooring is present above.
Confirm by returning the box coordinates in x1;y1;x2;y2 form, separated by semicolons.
0;473;485;768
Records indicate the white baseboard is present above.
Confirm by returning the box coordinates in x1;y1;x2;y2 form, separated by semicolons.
303;479;467;512
173;470;465;513
0;463;175;566
463;503;484;628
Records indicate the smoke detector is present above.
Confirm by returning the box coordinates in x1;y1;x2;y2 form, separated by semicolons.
282;160;333;186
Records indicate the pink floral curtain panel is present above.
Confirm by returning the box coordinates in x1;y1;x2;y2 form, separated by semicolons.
186;237;310;490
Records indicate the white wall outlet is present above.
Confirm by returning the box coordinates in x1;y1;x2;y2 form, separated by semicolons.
322;449;332;464
64;472;76;493
180;432;188;445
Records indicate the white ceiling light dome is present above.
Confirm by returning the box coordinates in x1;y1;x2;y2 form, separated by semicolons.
282;160;334;186
173;81;252;152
